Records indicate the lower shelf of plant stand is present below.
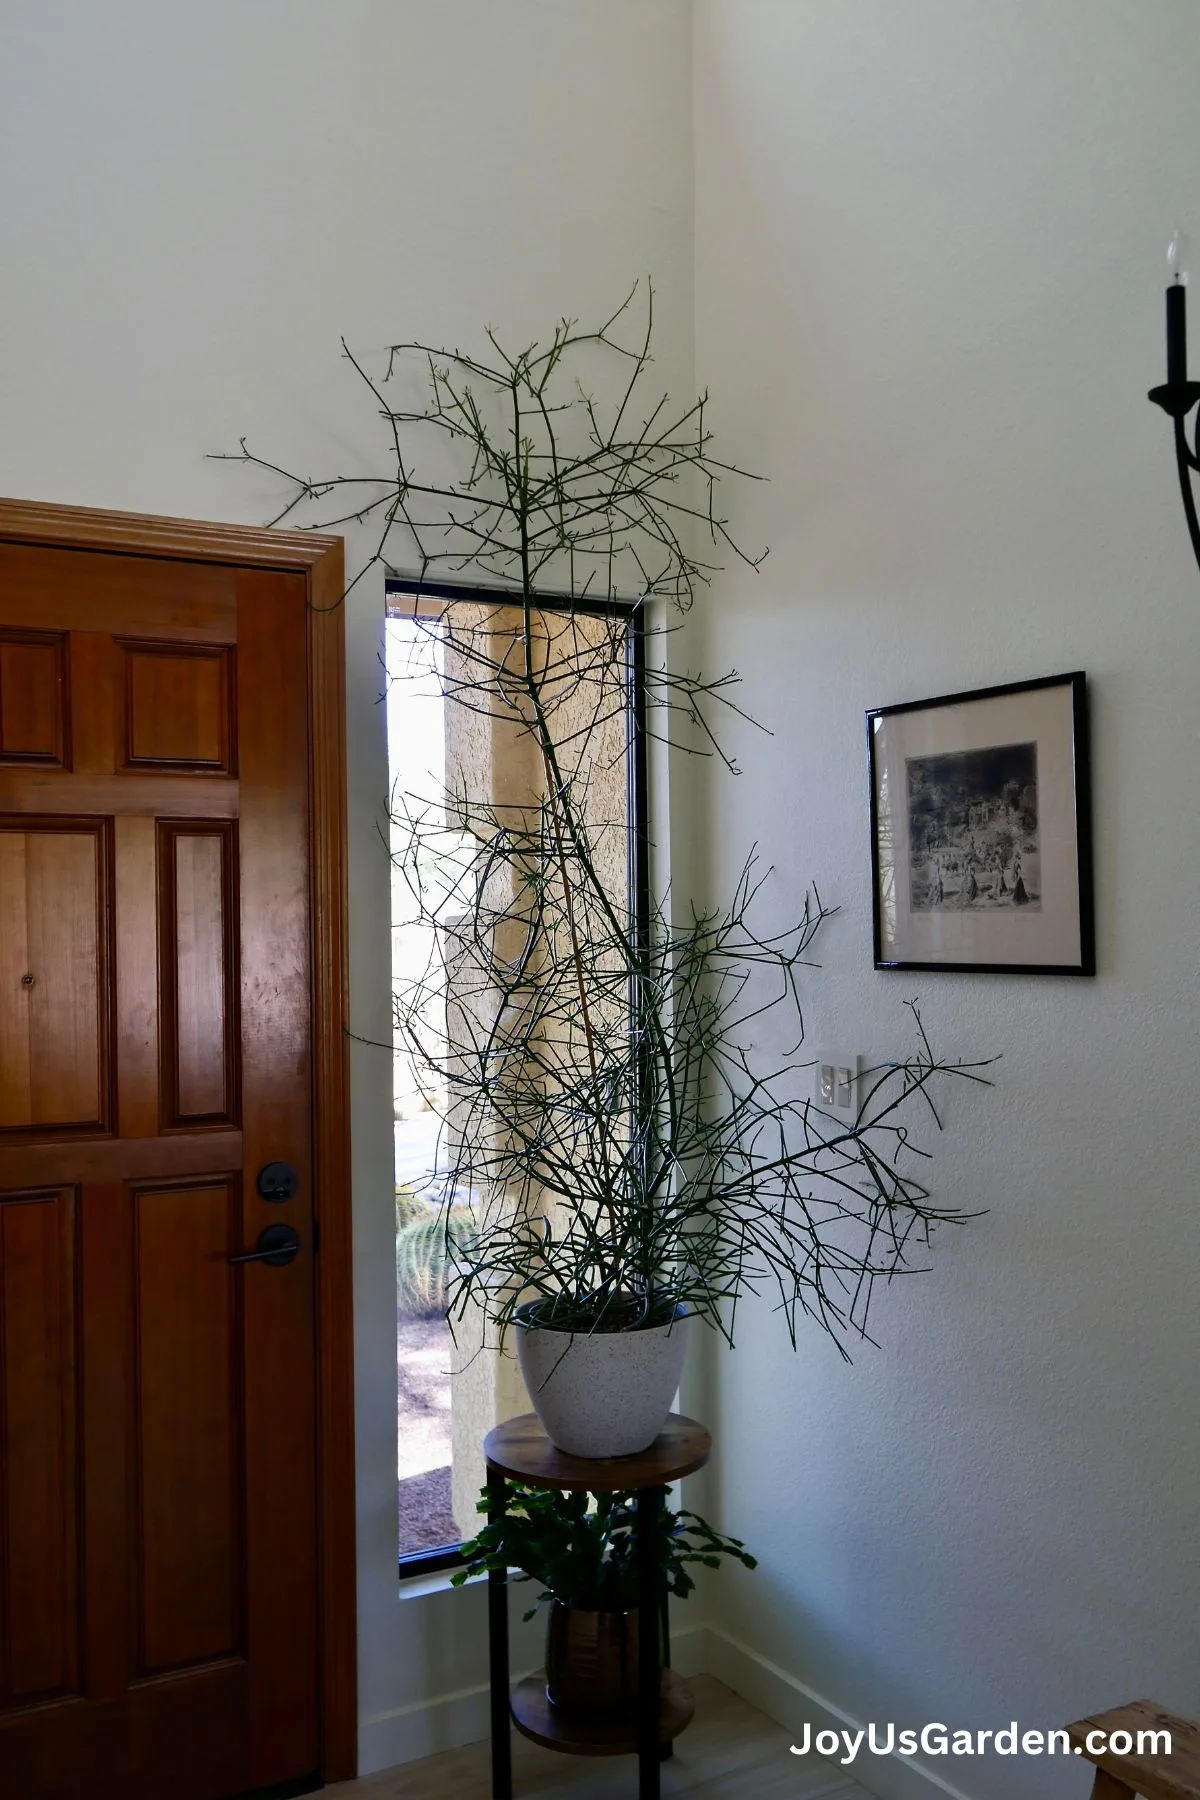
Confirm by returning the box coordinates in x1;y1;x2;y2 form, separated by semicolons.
509;1670;694;1757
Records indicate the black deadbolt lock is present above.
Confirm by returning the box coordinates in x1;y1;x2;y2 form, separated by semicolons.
257;1161;300;1203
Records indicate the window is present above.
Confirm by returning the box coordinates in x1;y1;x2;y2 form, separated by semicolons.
386;583;646;1572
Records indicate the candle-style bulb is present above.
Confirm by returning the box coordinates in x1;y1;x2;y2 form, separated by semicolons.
1166;232;1190;390
1168;227;1190;285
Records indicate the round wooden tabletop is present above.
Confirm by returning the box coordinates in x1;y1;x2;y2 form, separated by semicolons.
483;1413;711;1491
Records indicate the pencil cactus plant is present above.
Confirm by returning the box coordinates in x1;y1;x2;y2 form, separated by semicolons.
222;286;991;1424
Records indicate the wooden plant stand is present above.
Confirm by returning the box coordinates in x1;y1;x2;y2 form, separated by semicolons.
483;1412;711;1800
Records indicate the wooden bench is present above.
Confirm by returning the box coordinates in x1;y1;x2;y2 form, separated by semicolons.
1067;1702;1200;1800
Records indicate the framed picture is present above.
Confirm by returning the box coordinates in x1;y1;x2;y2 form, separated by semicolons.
866;672;1094;976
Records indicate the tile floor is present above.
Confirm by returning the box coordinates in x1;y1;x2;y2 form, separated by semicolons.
327;1674;868;1800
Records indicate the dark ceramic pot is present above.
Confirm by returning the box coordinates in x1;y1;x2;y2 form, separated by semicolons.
544;1601;639;1714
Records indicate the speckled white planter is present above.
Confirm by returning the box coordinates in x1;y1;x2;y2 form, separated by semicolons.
514;1305;689;1458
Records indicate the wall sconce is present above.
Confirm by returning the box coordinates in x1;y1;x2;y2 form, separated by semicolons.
1148;229;1200;568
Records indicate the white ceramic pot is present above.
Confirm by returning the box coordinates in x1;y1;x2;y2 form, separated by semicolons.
514;1303;689;1458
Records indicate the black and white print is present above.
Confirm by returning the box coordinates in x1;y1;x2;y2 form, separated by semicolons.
906;741;1040;913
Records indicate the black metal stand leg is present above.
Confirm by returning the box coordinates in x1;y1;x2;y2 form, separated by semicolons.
636;1486;662;1800
659;1588;673;1761
486;1464;512;1800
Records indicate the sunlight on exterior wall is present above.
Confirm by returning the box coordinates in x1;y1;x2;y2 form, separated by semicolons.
388;604;633;1542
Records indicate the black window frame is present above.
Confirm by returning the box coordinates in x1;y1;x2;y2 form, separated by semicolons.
385;577;650;1581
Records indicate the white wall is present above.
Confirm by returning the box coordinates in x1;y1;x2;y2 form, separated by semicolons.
0;0;694;1771
8;4;1198;1792
691;6;1200;1800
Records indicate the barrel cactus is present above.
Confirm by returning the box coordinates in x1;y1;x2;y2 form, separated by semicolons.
394;1183;425;1231
396;1208;475;1317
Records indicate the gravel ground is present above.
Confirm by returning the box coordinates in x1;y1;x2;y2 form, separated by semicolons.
398;1466;457;1557
397;1311;457;1556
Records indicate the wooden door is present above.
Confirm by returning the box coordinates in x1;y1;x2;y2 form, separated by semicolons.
0;513;352;1799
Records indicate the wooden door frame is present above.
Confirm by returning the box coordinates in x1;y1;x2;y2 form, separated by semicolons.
0;496;357;1782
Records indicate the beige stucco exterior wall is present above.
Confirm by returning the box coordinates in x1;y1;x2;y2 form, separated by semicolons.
441;603;631;1531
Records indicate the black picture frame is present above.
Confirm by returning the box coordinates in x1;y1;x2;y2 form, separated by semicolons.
866;671;1094;976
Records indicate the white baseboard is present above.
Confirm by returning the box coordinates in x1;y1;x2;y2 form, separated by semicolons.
357;1620;975;1800
358;1677;493;1775
356;1624;712;1775
701;1625;976;1800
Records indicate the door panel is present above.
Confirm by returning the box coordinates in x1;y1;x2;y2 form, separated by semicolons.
0;821;111;1134
121;641;235;773
0;1188;80;1706
133;1178;242;1677
160;822;239;1127
0;539;324;1797
0;630;68;763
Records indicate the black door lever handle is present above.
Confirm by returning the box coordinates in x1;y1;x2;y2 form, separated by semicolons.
229;1224;301;1267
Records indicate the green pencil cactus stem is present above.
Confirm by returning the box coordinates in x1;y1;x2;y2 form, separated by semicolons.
220;283;993;1357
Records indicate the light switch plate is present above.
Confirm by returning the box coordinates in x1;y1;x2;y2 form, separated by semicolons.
815;1053;861;1115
